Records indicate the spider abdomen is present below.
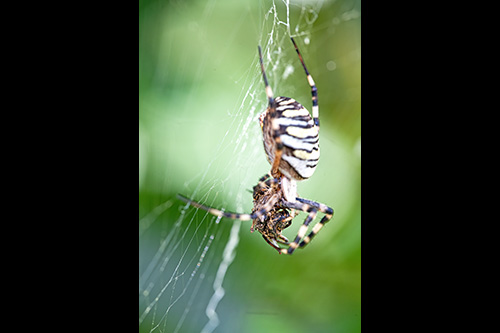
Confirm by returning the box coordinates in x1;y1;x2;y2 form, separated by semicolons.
261;96;320;180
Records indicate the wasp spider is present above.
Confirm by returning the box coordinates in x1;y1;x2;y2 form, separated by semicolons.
178;37;334;255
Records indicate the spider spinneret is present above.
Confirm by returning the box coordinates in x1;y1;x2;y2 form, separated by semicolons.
178;37;334;255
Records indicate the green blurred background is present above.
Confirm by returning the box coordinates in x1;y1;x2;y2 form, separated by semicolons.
139;0;360;332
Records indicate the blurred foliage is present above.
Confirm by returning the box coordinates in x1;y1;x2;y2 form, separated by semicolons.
140;0;360;332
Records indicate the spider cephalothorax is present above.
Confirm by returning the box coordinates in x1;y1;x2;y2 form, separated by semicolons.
178;37;334;255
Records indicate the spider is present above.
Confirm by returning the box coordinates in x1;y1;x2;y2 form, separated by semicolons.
177;37;334;255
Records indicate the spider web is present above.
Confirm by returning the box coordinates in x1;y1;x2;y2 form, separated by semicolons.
139;0;361;332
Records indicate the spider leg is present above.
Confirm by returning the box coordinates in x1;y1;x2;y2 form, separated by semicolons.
258;45;284;178
298;214;331;248
257;172;272;183
177;193;279;222
258;46;274;106
291;37;319;129
280;198;334;254
253;172;278;192
261;234;283;254
282;207;318;255
296;197;333;214
270;135;284;178
277;234;289;244
295;198;333;249
246;172;276;197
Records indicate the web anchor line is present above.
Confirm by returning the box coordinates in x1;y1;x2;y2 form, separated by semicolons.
201;219;241;333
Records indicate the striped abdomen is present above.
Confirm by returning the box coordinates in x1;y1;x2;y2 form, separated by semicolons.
260;96;320;180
